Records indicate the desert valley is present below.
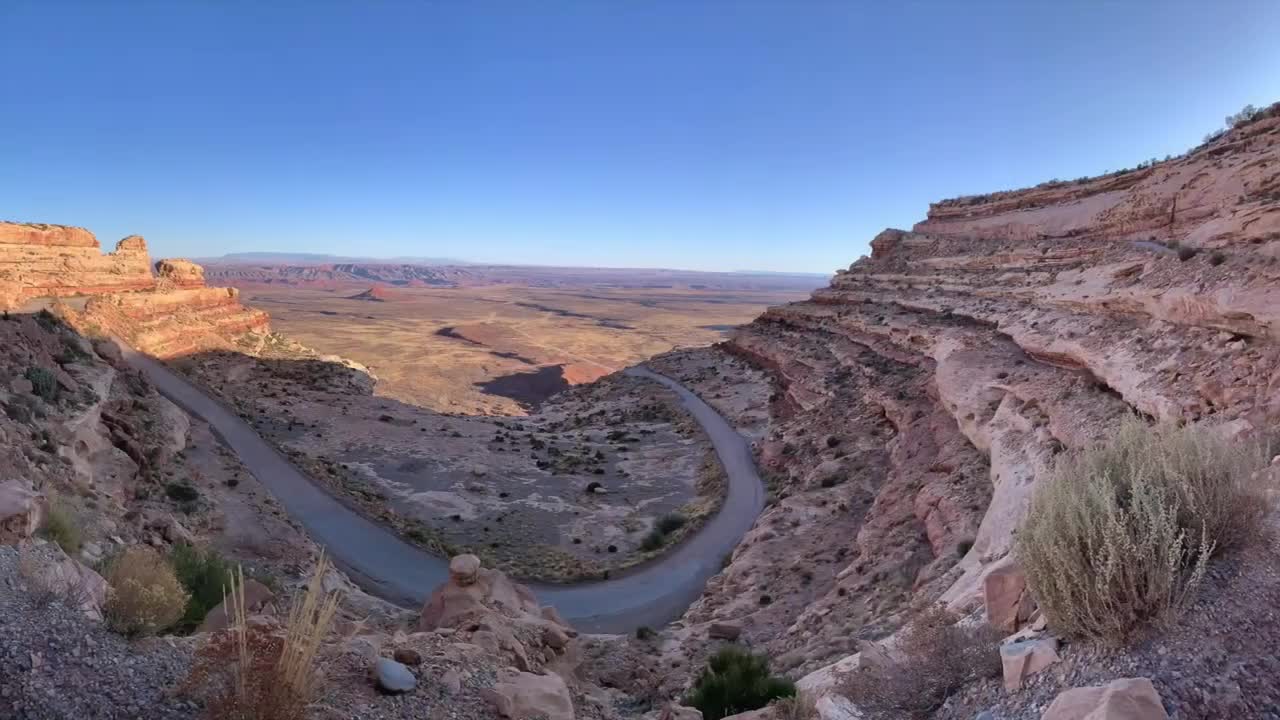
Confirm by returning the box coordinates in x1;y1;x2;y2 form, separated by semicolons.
4;77;1280;720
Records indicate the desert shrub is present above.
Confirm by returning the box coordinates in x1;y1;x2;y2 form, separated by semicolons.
640;529;666;552
641;512;689;551
839;605;1002;719
103;546;190;636
1226;103;1260;128
35;308;60;332
171;544;233;633
1017;418;1270;643
166;482;201;503
1209;251;1226;266
635;625;656;641
39;499;82;554
186;554;340;719
25;366;59;402
684;647;795;720
656;512;687;534
1177;246;1198;261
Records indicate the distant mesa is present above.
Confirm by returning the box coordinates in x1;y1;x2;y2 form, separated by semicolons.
346;286;399;302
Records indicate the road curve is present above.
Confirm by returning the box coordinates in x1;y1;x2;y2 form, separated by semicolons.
119;344;765;633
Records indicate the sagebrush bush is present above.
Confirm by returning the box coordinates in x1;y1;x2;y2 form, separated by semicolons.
684;647;795;720
25;366;59;402
839;604;1002;719
1017;418;1270;643
39;499;82;555
103;546;189;636
171;544;233;633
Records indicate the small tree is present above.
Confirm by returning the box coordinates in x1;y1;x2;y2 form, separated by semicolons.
684;647;795;720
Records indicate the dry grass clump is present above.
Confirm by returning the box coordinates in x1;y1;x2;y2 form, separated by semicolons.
1018;418;1271;644
103;546;189;636
187;552;341;720
771;690;817;720
839;604;1002;719
39;497;82;555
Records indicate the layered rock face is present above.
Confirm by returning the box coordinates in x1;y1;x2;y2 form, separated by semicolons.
654;106;1280;679
80;285;269;358
0;222;155;307
0;221;269;357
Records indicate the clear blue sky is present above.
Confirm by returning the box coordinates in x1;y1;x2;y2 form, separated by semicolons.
2;2;1278;273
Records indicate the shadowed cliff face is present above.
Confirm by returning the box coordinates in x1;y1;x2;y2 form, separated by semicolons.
648;104;1280;679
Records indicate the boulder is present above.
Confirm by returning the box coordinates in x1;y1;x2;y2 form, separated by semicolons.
1001;636;1060;691
374;657;416;694
196;578;276;634
419;554;542;631
483;668;574;720
33;548;108;621
657;704;703;720
983;557;1035;632
450;553;482;586
1041;677;1169;720
0;482;43;544
709;622;743;641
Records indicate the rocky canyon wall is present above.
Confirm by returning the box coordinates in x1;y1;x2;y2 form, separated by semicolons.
652;103;1280;686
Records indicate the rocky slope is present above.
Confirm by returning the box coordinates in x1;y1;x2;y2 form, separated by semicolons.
645;103;1280;709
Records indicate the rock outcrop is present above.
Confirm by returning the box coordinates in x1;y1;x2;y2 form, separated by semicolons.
79;285;269;357
0;223;155;308
651;104;1280;693
154;258;206;289
1041;677;1169;720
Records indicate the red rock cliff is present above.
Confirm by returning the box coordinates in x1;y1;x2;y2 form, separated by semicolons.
0;222;155;307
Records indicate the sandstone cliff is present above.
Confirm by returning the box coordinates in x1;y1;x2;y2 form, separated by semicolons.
0;222;154;307
649;103;1280;686
0;221;270;358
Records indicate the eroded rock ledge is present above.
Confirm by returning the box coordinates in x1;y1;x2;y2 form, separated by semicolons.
649;105;1280;685
0;221;269;357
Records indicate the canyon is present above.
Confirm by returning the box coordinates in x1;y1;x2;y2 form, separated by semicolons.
2;102;1280;720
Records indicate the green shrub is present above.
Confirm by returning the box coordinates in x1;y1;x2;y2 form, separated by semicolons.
839;604;1001;719
39;499;82;554
1017;418;1269;643
25;367;59;402
640;529;666;552
170;544;233;633
684;647;795;720
656;512;687;534
103;546;189;636
165;482;200;503
35;309;60;332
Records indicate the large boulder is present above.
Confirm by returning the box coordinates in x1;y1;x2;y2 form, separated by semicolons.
31;546;109;621
0;482;43;544
196;578;276;634
1041;677;1169;720
983;557;1035;632
373;657;416;695
483;668;575;720
1001;635;1059;691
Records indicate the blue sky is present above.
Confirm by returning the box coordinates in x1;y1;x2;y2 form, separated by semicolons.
2;2;1278;273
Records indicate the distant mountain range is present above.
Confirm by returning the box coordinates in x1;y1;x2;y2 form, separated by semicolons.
196;251;472;265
